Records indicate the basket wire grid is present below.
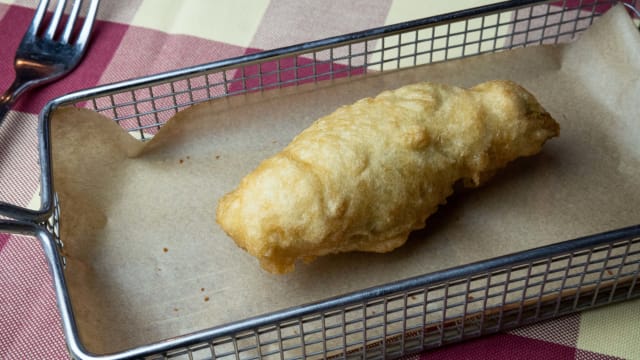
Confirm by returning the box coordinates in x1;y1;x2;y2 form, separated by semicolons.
143;229;640;360
76;0;636;142
1;0;639;359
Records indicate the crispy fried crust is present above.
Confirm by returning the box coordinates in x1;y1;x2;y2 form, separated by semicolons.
216;80;560;273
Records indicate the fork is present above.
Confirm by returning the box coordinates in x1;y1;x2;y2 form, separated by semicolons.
0;0;100;125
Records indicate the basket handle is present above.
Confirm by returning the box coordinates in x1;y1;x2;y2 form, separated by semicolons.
0;218;38;237
0;201;51;223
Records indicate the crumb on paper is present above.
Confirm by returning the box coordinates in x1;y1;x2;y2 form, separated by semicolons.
467;295;475;301
215;155;220;160
173;308;179;312
200;287;205;292
607;269;614;276
179;159;184;164
163;247;169;253
204;296;210;302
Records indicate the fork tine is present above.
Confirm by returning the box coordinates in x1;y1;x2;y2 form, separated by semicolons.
26;0;50;38
74;0;99;47
61;0;82;43
43;0;66;39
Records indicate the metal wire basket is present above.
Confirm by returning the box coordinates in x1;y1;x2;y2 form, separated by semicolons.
1;0;639;359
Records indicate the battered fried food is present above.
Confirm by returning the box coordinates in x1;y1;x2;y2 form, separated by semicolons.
216;80;560;274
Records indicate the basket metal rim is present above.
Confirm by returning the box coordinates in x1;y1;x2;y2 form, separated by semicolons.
43;0;545;108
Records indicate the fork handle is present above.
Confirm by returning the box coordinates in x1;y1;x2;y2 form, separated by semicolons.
0;78;34;127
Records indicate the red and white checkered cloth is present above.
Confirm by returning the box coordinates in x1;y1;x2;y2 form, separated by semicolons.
1;1;639;359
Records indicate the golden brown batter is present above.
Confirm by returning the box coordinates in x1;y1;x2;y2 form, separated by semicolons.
216;80;560;274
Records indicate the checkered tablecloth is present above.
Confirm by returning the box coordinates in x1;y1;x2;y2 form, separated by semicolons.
1;1;639;359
